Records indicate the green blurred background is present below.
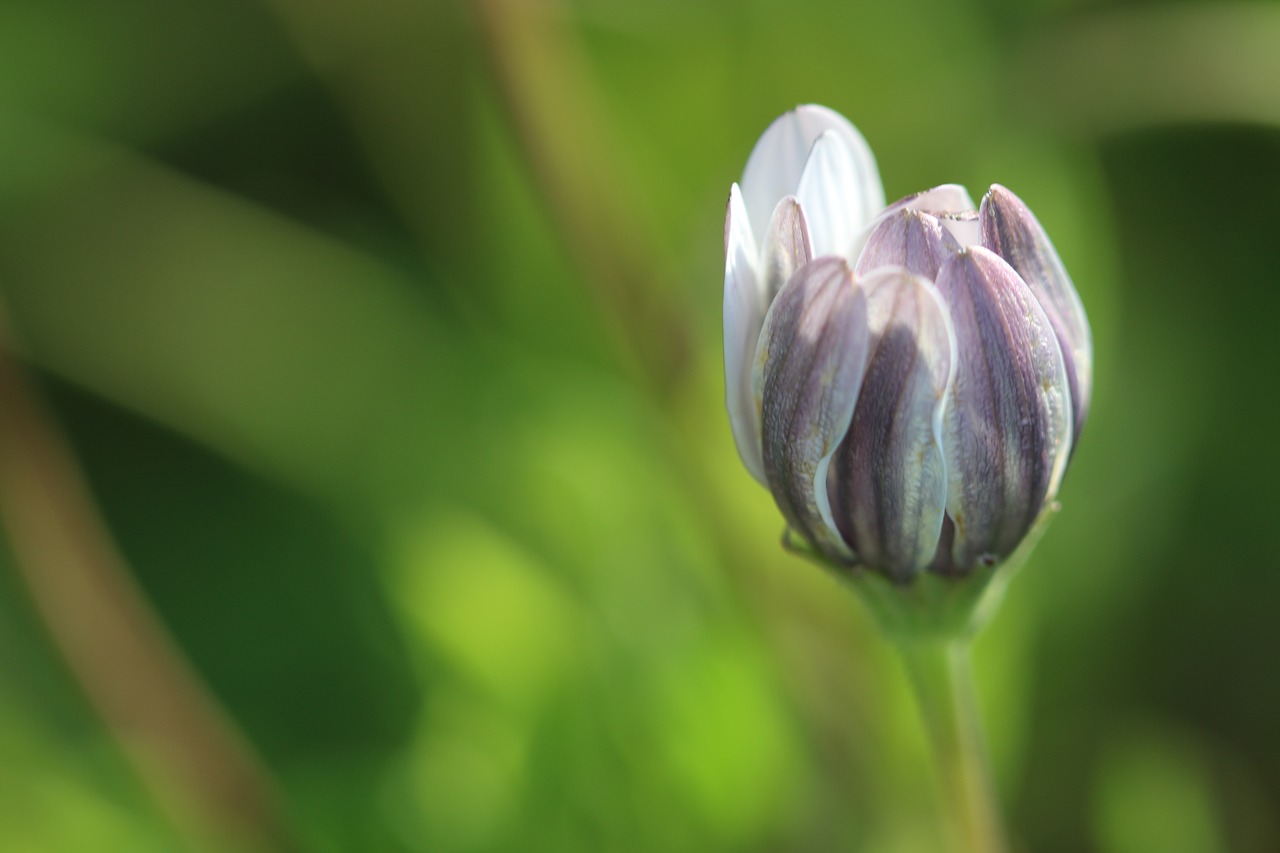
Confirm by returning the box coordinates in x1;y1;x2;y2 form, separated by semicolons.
0;0;1277;851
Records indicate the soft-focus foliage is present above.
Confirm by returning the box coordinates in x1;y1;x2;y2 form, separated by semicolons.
0;0;1278;851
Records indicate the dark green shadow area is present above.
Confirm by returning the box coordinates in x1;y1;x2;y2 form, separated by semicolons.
1012;124;1280;853
40;373;423;850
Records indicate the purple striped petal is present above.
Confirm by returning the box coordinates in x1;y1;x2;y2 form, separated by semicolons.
855;208;961;281
829;268;956;581
935;248;1072;571
754;257;869;559
980;185;1093;441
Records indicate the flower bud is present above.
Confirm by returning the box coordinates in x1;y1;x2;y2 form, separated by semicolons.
723;107;1091;583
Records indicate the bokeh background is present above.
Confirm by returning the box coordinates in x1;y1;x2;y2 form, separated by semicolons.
0;0;1277;851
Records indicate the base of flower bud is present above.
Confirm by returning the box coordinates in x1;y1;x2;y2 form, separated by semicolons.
783;503;1060;643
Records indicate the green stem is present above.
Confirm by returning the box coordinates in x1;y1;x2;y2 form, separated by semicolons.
785;510;1058;851
897;639;1007;853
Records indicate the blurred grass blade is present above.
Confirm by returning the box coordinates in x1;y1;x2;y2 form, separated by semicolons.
0;321;300;853
0;115;459;510
470;0;692;395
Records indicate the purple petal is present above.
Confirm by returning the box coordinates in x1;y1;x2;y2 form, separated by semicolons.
935;248;1072;571
829;268;956;581
754;257;869;559
855;208;961;281
980;185;1093;441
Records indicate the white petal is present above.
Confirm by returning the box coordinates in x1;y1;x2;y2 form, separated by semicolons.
740;105;884;248
939;213;982;247
795;130;865;259
887;183;976;217
723;183;767;483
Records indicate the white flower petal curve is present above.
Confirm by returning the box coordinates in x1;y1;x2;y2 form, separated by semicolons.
885;184;976;217
939;214;982;248
795;130;865;260
740;105;884;249
724;183;767;483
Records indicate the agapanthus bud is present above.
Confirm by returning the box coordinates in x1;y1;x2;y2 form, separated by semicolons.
723;106;1091;584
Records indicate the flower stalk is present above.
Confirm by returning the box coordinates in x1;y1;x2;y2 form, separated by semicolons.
897;638;1006;853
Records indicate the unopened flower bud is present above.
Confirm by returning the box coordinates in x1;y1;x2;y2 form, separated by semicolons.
723;106;1092;584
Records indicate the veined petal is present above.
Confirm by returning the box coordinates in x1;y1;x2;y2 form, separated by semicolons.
741;105;884;249
760;196;813;304
724;182;767;483
830;268;956;581
935;248;1072;571
754;257;869;559
980;184;1093;440
855;208;961;280
796;130;872;259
